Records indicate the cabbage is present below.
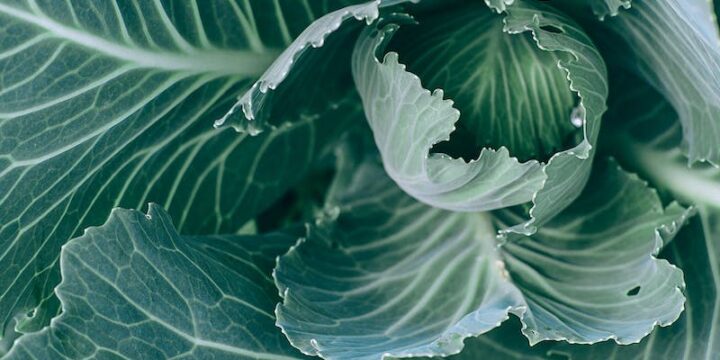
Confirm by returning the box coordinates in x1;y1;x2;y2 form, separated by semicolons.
0;0;718;359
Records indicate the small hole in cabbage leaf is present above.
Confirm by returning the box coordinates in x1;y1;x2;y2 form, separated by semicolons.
540;25;564;34
627;286;641;296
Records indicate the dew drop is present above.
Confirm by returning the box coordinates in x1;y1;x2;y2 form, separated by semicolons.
570;106;585;128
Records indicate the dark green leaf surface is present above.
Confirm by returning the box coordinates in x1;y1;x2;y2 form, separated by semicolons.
393;3;578;161
0;0;357;339
500;0;608;235
276;154;522;359
4;205;307;359
0;1;716;359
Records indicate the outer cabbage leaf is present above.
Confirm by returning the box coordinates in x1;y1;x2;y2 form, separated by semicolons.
530;73;720;360
548;214;720;360
588;0;720;165
435;213;714;360
422;318;551;360
275;150;523;359
274;138;688;359
215;0;416;134
4;205;307;360
0;0;357;340
352;1;608;235
498;157;690;345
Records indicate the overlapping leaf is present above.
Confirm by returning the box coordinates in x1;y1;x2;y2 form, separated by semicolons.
533;72;720;360
550;213;720;360
0;1;715;359
440;212;716;360
216;0;414;134
275;148;523;359
500;1;608;234
0;0;357;341
274;135;688;359
352;0;608;236
424;319;551;360
583;0;720;165
4;205;306;360
603;73;719;225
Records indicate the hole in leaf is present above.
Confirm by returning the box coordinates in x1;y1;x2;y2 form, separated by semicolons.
627;286;641;296
540;25;564;34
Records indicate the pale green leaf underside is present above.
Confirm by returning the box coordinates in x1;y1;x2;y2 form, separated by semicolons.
0;0;354;339
5;205;306;360
351;17;546;213
540;77;719;360
445;211;715;360
548;211;720;360
498;158;689;345
274;143;687;359
276;157;523;360
500;0;608;235
598;0;720;165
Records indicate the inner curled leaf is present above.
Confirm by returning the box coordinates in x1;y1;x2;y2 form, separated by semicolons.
391;3;580;161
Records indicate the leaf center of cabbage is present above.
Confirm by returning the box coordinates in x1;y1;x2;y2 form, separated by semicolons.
391;3;579;162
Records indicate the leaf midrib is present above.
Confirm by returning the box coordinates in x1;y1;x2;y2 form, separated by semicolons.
625;138;720;210
0;3;281;77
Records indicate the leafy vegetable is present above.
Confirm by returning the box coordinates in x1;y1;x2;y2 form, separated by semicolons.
352;1;608;237
274;141;689;359
434;213;718;360
0;0;357;338
566;0;720;165
459;67;720;360
1;0;718;359
4;205;305;360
